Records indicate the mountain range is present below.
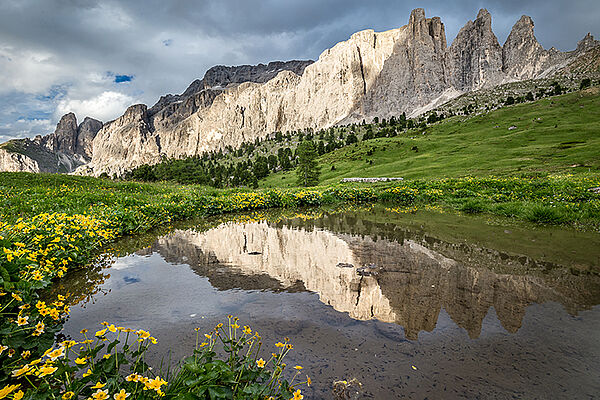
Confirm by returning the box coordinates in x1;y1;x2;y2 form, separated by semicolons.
1;8;598;176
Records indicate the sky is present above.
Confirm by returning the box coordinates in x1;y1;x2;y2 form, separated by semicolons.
0;0;597;142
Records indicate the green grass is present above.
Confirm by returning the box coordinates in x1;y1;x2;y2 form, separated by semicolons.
261;89;600;187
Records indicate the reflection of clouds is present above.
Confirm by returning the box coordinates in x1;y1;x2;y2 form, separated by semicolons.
110;255;141;270
122;276;140;284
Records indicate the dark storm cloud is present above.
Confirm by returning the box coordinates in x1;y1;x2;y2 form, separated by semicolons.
0;0;597;139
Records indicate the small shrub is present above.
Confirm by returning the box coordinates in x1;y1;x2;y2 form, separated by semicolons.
526;205;565;224
460;199;486;214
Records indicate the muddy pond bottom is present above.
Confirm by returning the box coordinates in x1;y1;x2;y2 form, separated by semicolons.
58;206;600;399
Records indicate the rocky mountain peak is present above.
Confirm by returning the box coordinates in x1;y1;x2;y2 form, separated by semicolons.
577;33;600;52
447;9;504;90
76;117;103;158
48;112;78;154
405;8;446;52
514;15;535;30
501;14;556;79
476;8;491;21
42;112;102;160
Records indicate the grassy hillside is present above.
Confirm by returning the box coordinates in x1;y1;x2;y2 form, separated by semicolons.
261;88;600;187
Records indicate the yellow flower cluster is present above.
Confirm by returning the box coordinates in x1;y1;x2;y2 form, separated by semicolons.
126;374;167;396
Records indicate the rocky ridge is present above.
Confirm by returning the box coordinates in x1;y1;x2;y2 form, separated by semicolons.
1;8;598;176
0;113;102;173
84;8;599;176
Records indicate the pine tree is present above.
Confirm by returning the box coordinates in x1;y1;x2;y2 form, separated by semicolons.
295;140;320;187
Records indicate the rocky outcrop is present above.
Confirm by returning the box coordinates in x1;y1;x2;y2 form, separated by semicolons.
82;8;598;176
147;60;313;116
448;9;504;90
76;117;104;158
36;113;102;160
0;146;41;173
502;15;566;80
90;105;158;175
2;8;598;176
0;113;102;173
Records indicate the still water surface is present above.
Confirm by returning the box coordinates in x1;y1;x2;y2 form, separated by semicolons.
56;206;600;399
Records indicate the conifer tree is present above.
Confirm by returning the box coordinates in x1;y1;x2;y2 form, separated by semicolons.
295;140;320;187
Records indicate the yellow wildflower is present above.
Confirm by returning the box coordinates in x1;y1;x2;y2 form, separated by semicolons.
113;390;130;400
136;330;150;340
256;358;265;368
46;347;65;360
95;329;107;337
13;391;24;400
11;366;30;378
92;389;108;400
32;321;45;336
307;376;311;386
243;326;251;335
0;345;7;356
91;382;105;389
62;391;75;400
275;342;285;348
0;384;20;400
294;365;303;370
144;377;167;392
82;369;92;377
16;316;29;326
75;357;87;365
291;389;303;400
39;365;58;377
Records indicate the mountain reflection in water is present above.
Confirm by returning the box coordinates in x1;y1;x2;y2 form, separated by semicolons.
137;215;599;341
57;208;600;399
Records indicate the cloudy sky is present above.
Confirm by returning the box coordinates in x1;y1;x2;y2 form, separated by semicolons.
0;0;597;142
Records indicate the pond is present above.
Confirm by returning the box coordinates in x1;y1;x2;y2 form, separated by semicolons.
54;205;600;399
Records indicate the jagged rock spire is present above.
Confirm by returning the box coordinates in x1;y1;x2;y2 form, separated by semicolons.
447;8;504;90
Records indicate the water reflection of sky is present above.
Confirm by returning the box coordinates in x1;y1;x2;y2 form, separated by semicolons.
61;213;600;399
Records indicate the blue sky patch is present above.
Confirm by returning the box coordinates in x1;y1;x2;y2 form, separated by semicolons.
114;74;134;83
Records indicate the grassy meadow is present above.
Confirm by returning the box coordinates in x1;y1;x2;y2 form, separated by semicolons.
1;89;600;399
261;88;600;186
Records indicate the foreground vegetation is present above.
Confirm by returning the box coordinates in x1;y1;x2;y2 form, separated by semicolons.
1;87;599;400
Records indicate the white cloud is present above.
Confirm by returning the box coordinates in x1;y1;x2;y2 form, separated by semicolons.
0;46;67;95
0;118;53;140
56;91;136;123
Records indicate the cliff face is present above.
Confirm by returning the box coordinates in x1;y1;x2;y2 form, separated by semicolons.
2;8;598;175
84;8;599;176
447;9;504;91
0;113;102;173
502;15;565;79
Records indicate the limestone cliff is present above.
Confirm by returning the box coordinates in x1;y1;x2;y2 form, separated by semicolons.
83;8;598;176
2;8;598;175
502;15;565;79
0;113;102;173
447;9;504;91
